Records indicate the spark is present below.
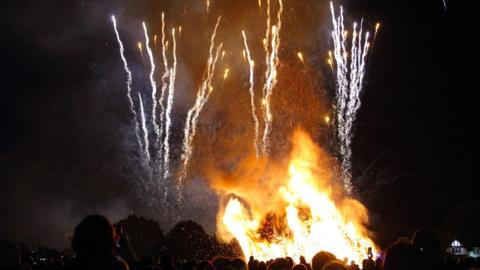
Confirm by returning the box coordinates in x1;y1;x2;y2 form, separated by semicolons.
180;16;222;184
242;30;260;158
138;42;143;55
111;16;144;162
330;2;373;194
163;28;177;179
143;22;161;152
222;50;226;59
443;0;447;11
223;68;230;80
178;26;182;35
325;116;330;124
297;52;304;63
206;0;210;13
154;34;158;46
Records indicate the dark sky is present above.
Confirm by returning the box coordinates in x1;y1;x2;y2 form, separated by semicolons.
0;0;477;249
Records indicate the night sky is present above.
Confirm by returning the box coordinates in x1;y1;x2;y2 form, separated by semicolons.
1;0;477;249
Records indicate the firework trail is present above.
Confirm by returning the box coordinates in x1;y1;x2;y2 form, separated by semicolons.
242;30;260;158
261;0;283;155
138;94;151;165
330;2;373;194
157;13;171;167
163;28;177;179
143;22;161;153
111;16;145;162
180;17;222;183
443;0;447;11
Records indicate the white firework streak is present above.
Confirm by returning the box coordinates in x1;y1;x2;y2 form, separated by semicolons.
142;22;160;156
154;13;171;168
138;94;151;164
261;0;283;155
330;2;372;194
163;28;177;179
180;17;222;183
242;30;260;158
443;0;447;11
111;16;144;161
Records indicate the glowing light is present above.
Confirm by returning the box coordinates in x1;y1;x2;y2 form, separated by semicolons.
138;42;143;55
325;116;330;124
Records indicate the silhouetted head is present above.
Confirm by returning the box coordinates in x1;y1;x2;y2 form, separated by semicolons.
0;241;20;270
213;257;232;270
292;263;307;270
362;258;375;270
199;261;216;270
232;258;247;270
321;260;347;270
258;261;267;270
411;229;442;263
383;241;425;270
71;215;116;259
268;258;289;270
312;251;336;270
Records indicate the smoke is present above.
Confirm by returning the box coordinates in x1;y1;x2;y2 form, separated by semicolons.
1;0;338;248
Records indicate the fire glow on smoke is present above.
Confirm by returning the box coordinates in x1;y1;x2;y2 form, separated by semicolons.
214;129;376;263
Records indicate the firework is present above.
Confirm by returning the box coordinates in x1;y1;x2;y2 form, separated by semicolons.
163;28;177;179
138;94;151;165
143;22;161;152
111;16;145;163
180;17;223;183
242;30;260;158
330;2;374;194
261;0;283;155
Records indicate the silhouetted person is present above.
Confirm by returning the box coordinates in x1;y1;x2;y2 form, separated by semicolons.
411;229;443;270
286;257;294;270
232;258;247;270
198;261;216;270
69;215;128;270
258;261;267;270
374;258;382;270
348;261;360;270
213;256;232;270
321;261;347;270
0;241;23;270
299;256;311;270
362;258;375;270
312;251;336;270
292;263;307;270
383;240;425;270
268;258;289;270
161;255;177;270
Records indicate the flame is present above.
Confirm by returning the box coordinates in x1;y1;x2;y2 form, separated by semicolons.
216;129;376;263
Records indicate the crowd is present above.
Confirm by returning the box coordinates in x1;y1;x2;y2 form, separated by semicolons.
1;215;479;270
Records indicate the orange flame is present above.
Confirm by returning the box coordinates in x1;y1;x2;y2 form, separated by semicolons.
215;129;376;263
